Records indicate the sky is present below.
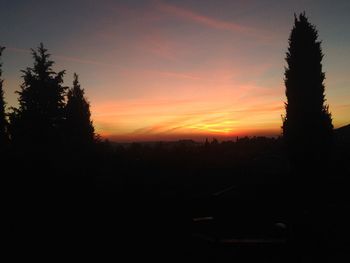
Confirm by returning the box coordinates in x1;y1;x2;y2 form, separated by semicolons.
0;0;349;141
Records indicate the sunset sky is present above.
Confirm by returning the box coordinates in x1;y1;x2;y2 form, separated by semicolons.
1;0;349;141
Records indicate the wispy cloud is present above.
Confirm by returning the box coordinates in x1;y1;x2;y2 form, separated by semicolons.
141;33;179;61
154;0;271;40
92;89;284;141
52;54;116;68
148;70;201;80
8;46;200;80
7;47;119;68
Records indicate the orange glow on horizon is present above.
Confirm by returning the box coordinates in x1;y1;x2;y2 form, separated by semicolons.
91;83;285;141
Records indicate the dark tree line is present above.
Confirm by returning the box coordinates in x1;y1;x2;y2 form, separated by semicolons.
0;43;96;154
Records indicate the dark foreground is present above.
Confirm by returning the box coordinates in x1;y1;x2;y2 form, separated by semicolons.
8;176;350;262
7;137;350;261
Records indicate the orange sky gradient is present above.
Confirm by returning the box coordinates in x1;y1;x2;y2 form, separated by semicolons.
1;1;349;141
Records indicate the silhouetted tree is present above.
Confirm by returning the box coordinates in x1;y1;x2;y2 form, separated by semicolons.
0;46;9;148
282;13;333;171
9;43;67;149
65;73;95;148
283;14;333;262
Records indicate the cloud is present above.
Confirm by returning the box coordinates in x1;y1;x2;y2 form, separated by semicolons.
140;31;180;61
8;46;201;80
148;70;201;80
91;91;284;141
52;54;116;68
154;0;271;40
7;47;119;68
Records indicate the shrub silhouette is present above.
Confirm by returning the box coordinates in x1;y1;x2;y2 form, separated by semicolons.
282;13;333;172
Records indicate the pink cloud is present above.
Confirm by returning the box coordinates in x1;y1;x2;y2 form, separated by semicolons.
147;70;201;80
153;0;277;44
154;0;272;41
7;47;118;68
52;54;116;68
155;1;249;32
140;31;180;61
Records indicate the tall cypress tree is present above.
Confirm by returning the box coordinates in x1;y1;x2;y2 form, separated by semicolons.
65;73;95;148
9;43;67;149
283;13;333;171
0;46;9;148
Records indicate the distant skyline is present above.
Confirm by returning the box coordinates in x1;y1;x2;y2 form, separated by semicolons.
1;0;349;141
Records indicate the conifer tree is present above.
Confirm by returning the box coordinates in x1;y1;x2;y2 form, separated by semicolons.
65;73;95;148
282;13;333;171
0;46;8;148
9;43;67;148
